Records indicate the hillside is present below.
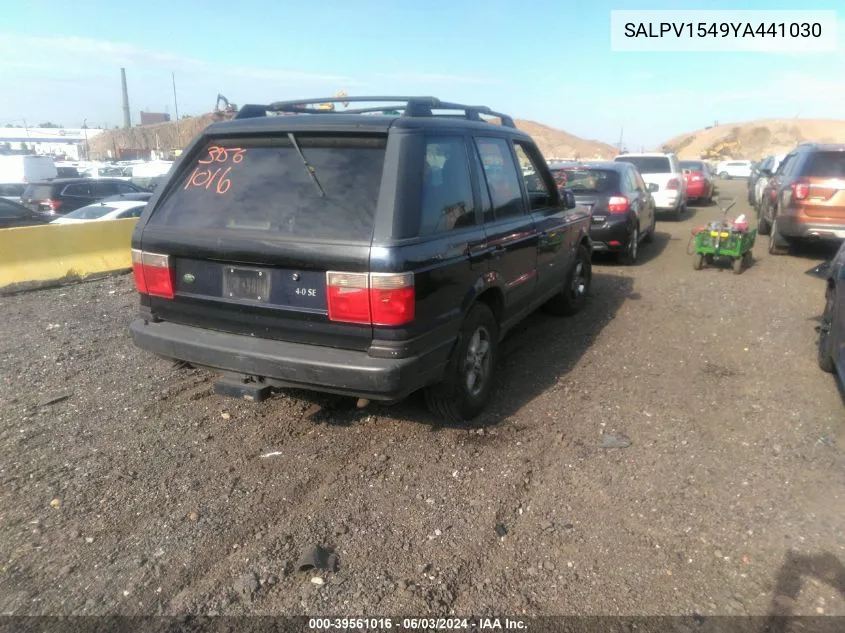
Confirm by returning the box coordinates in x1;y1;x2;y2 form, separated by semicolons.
514;120;618;160
88;112;617;161
661;119;845;160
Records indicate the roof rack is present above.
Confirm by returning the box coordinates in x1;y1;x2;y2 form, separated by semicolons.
234;96;516;128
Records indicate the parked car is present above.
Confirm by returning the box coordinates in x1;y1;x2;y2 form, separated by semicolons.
758;144;845;254
549;161;656;264
716;160;752;179
818;240;845;384
51;200;146;224
679;160;714;204
614;152;686;220
750;154;785;210
20;178;144;215
129;96;593;422
0;197;51;229
56;166;80;178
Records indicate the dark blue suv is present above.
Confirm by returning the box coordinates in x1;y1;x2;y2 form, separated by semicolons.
129;97;593;421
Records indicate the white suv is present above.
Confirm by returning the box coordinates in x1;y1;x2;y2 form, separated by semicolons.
716;160;752;179
614;152;686;220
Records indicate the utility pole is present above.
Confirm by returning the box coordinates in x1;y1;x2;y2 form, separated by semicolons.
617;127;624;153
172;72;181;150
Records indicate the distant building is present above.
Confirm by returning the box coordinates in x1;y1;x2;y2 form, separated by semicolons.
0;126;104;160
140;112;171;125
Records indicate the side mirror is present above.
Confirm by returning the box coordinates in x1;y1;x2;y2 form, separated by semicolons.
647;183;659;193
561;188;576;209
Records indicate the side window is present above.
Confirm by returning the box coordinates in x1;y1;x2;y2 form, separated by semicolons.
117;182;137;194
118;206;145;219
63;183;93;197
470;148;493;222
513;142;552;210
623;170;637;193
419;136;476;235
776;155;795;177
475;137;525;220
94;182;119;196
634;170;647;191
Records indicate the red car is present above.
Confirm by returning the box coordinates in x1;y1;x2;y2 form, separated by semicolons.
680;160;714;205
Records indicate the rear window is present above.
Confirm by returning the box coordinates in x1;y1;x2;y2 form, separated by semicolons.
680;161;704;172
551;168;619;193
23;184;55;199
803;152;845;179
150;136;386;241
615;156;671;174
64;204;117;220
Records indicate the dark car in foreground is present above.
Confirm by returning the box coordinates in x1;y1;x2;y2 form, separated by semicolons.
818;241;845;387
20;178;144;215
759;144;845;254
129;96;593;422
549;161;656;265
0;198;51;229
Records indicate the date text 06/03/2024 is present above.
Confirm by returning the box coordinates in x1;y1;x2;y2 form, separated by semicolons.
624;22;822;38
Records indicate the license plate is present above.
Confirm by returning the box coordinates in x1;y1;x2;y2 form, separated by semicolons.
592;215;607;222
223;267;270;303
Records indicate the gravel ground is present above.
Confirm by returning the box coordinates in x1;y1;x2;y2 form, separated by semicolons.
1;180;843;617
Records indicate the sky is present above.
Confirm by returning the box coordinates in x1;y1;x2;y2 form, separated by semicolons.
1;0;843;149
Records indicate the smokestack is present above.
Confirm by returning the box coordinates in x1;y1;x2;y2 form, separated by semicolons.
120;68;131;129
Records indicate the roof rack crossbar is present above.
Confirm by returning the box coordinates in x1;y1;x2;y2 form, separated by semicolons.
234;96;515;127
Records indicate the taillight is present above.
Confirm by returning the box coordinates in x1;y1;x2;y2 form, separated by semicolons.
326;272;370;324
131;249;174;299
666;179;680;190
370;273;415;326
46;199;63;212
608;196;630;214
326;271;415;326
792;179;810;201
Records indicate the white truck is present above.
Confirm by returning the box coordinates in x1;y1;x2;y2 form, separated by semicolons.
0;155;58;200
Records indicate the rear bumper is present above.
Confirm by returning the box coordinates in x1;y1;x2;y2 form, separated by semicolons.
589;220;630;252
652;191;682;211
776;217;845;240
130;319;452;401
686;181;709;199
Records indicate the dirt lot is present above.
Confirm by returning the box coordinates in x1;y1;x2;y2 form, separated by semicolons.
1;180;843;618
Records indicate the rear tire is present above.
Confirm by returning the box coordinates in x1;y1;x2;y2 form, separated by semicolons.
768;216;790;255
720;172;729;180
643;213;656;243
674;203;683;222
617;225;639;265
732;256;743;274
818;286;837;373
425;304;499;422
757;213;771;236
692;253;704;270
544;244;591;316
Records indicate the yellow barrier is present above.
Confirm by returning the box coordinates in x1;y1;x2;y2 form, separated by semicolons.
0;219;137;290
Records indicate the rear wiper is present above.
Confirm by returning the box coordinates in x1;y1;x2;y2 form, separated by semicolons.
287;132;325;198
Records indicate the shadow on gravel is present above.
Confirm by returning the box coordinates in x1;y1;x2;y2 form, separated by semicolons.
290;273;633;429
765;550;845;630
591;230;671;267
467;271;634;428
787;240;841;263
